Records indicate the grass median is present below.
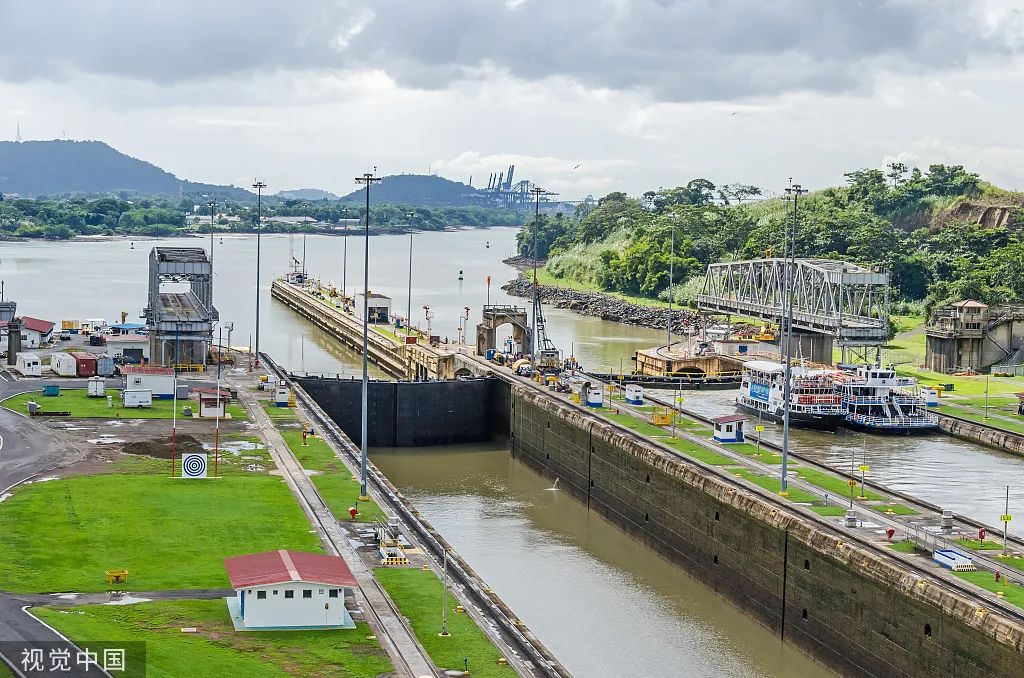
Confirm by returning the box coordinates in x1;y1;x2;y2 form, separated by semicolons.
0;473;321;593
35;599;391;678
279;429;387;524
375;568;516;678
2;389;247;420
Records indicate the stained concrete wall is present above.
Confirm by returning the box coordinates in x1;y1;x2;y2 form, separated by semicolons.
939;413;1024;458
296;376;509;447
510;383;1024;678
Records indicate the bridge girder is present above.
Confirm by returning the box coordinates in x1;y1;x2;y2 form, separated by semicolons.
697;258;889;345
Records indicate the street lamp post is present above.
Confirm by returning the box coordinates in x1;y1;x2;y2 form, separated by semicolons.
341;208;349;302
406;211;416;331
529;186;547;374
779;181;807;495
207;199;218;290
302;203;309;284
667;215;675;349
354;171;381;500
252;180;267;366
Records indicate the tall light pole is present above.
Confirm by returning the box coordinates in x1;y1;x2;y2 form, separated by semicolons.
341;208;349;302
252;180;267;366
779;181;806;495
406;211;416;331
207;198;218;285
529;185;547;374
354;170;381;501
667;215;676;349
302;202;309;284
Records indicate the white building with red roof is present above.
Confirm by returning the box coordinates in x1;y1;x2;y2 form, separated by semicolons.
15;316;55;348
224;550;358;630
120;365;175;398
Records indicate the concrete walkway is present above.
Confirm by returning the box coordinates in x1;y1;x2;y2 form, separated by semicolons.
238;385;437;678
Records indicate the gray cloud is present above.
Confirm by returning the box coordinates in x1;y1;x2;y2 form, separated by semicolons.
0;1;1014;102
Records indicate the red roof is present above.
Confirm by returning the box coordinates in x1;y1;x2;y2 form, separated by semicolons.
19;317;55;333
224;550;357;589
194;386;231;398
712;414;747;424
120;365;174;375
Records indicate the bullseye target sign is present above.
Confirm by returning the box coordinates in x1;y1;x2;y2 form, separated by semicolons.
182;452;208;479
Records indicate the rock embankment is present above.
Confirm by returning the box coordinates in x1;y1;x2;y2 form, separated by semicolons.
501;274;706;333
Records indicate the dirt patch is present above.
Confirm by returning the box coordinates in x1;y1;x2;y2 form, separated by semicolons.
123;434;206;459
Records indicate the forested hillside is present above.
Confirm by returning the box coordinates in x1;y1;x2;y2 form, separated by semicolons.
518;164;1024;312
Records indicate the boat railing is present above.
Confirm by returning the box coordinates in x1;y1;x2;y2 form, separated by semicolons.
842;395;888;405
847;413;939;427
796;394;842;405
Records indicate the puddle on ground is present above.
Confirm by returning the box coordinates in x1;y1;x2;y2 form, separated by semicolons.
105;595;152;606
303;469;322;476
203;440;264;456
244;464;266;472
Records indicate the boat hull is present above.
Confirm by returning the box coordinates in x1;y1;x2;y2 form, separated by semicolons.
841;418;939;435
736;401;845;432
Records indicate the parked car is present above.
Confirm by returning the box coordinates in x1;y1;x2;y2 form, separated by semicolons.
59;330;71;340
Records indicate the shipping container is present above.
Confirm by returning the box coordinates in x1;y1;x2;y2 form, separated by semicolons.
96;354;115;377
74;352;98;377
87;376;106;398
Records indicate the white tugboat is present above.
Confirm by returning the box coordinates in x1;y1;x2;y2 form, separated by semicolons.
736;360;847;432
834;364;939;433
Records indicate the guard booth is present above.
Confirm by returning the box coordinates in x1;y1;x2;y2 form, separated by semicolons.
712;414;745;443
625;384;644;405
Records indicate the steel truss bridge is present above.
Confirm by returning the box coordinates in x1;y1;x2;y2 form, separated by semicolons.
697;258;890;346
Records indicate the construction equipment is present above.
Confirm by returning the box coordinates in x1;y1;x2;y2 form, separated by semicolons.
532;293;562;374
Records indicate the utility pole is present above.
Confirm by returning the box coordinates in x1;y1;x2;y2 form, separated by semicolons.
354;170;381;501
529;186;547;375
252;180;267;366
302;203;309;284
780;180;806;495
440;548;451;637
406;211;416;331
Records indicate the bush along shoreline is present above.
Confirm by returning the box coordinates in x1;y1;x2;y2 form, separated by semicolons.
501;274;708;333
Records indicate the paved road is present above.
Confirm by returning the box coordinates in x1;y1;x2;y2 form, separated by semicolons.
0;592;111;677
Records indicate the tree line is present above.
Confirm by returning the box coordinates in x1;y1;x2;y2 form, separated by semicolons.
516;164;1024;312
0;194;523;239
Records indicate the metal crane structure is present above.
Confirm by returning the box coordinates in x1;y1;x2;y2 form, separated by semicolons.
143;247;218;367
469;164;543;208
697;257;890;364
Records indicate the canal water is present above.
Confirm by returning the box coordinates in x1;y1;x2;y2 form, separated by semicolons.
665;388;1024;536
372;442;832;678
0;228;661;377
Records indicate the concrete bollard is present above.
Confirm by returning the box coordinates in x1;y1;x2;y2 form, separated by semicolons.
941;509;953;532
845;510;858;528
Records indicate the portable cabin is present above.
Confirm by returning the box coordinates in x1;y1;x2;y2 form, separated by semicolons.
121;389;153;408
50;351;78;377
224;550;357;630
109;322;145;336
87;376;106;398
585;386;603;407
199;395;226;419
712;414;746;443
624;384;644;405
15;353;41;377
120;366;175;398
96;354;115;377
74;352;98;377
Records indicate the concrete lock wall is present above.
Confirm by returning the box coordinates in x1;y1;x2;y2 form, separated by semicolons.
296;376;510;447
509;383;1024;678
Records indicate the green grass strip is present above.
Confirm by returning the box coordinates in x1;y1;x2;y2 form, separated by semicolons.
374;568;517;678
3;389;246;420
0;474;321;593
955;570;1024;611
34;599;391;678
795;467;883;501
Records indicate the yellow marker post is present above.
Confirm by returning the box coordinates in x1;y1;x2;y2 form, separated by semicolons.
858;464;870;499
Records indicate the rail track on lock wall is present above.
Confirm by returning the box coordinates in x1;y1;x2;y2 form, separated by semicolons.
261;353;572;678
615;380;1024;556
566;370;1024;625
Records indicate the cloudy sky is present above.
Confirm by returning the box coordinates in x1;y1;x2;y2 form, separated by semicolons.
1;0;1023;199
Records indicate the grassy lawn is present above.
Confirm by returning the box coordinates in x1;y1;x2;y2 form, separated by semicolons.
261;401;298;419
375;568;515;678
957;538;1005;551
35;599;390;678
600;410;672;437
810;505;847;516
888;540;918;553
661;438;735;466
871;503;920;516
795;467;882;501
955;570;1024;610
897;369;1024;398
934;404;1024;436
0;474;321;593
2;389;246;420
279;429;387;524
728;468;818;504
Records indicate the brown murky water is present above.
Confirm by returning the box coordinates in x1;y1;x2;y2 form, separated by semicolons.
373;443;834;678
